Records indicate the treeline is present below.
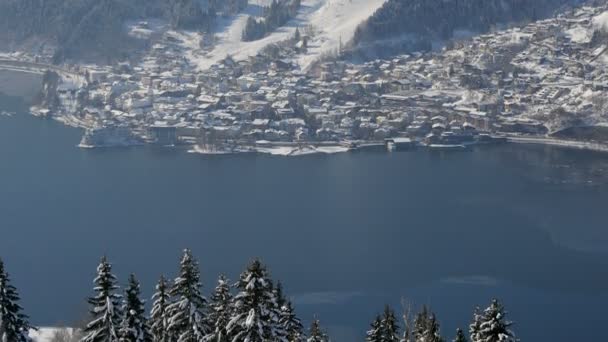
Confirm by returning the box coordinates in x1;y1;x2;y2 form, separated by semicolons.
210;0;249;17
353;0;571;45
242;0;301;42
0;252;517;342
0;0;250;62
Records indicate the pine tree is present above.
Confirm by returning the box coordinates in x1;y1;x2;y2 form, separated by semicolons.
274;281;287;311
366;315;383;342
204;275;233;342
424;313;443;342
453;328;467;342
226;259;283;342
0;259;34;342
280;301;304;342
294;27;301;42
150;276;171;342
468;307;482;342
82;256;123;342
412;306;429;342
469;300;517;342
166;249;210;342
306;319;329;342
381;306;400;342
413;307;443;342
270;281;288;341
119;274;152;342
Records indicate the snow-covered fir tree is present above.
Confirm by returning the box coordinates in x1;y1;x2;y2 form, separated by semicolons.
0;259;34;342
469;300;517;342
150;275;171;342
412;306;429;342
381;306;400;342
166;249;210;342
424;313;443;342
413;307;443;342
274;281;287;312
226;259;284;341
270;281;288;340
204;275;233;342
306;319;329;342
367;306;400;342
280;301;304;342
452;328;467;342
82;256;123;342
468;308;482;342
366;315;383;342
119;274;152;342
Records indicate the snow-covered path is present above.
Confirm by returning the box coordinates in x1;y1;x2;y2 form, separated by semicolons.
180;0;387;71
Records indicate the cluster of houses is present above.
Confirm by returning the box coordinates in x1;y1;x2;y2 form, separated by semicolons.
38;3;608;148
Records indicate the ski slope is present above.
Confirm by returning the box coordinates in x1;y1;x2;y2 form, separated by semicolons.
180;0;387;71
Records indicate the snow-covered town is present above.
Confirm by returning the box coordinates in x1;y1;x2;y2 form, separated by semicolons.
5;1;608;155
3;2;608;342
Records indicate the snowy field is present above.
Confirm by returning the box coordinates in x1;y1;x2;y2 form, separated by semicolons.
173;0;387;71
29;327;77;342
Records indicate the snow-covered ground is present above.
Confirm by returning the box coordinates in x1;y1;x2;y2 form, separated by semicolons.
189;143;351;156
255;144;350;156
177;0;387;71
293;0;387;70
565;25;591;44
29;327;78;342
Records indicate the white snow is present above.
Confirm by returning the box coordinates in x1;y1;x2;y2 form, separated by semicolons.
293;0;388;71
565;26;591;44
189;143;351;156
126;19;168;40
29;327;77;342
592;11;608;32
255;144;350;156
180;0;387;71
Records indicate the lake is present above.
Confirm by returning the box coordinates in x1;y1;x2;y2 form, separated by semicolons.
0;73;607;341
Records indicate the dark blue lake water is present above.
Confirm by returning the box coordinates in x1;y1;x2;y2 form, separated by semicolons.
1;82;607;341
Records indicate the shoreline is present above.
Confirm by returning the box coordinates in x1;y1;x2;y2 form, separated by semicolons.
507;135;608;153
23;110;608;156
2;69;607;157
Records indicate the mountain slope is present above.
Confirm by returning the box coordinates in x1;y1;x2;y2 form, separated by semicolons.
351;0;581;56
181;0;387;71
0;0;221;62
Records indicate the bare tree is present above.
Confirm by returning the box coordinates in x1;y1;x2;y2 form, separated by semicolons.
400;298;415;342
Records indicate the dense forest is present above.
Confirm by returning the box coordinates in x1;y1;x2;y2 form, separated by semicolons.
0;0;247;62
242;0;301;42
0;253;518;342
351;0;577;56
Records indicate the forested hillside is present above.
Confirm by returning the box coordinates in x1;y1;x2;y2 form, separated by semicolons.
242;0;301;41
351;0;578;55
0;0;247;62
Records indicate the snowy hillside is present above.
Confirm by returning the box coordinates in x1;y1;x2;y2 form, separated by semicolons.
176;0;387;71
